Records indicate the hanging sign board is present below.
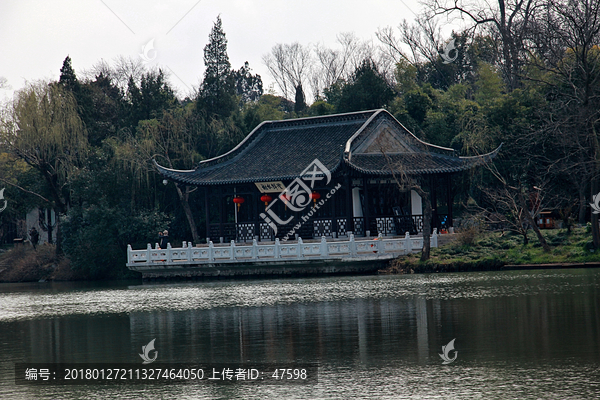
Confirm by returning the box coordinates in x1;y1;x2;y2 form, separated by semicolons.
255;181;286;193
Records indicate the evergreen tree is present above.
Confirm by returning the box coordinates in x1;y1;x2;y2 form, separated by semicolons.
199;16;236;118
82;73;125;146
127;69;176;127
234;61;263;104
59;56;80;93
294;84;306;113
336;59;395;113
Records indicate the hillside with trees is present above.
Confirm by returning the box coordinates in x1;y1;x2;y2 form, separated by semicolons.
2;2;600;279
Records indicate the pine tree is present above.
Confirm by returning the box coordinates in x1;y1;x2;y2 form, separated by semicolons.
235;61;263;104
59;56;80;93
294;84;306;113
337;59;395;113
199;16;236;118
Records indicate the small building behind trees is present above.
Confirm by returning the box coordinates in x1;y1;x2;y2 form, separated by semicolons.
155;109;498;242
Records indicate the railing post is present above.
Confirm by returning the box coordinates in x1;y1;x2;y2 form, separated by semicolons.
275;238;280;259
230;240;235;260
405;232;411;253
147;243;152;264
127;244;132;264
431;228;438;248
320;236;328;257
252;239;258;260
298;237;304;258
208;241;214;262
187;242;192;262
377;233;385;254
349;233;357;257
166;243;172;263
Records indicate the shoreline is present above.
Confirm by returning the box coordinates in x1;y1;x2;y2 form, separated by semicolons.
3;227;600;282
501;262;600;270
380;227;600;275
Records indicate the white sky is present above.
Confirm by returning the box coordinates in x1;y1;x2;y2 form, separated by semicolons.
0;0;438;101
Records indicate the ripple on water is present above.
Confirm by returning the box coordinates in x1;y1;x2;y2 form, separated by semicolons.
0;269;596;322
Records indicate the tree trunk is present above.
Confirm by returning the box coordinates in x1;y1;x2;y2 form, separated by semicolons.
176;184;200;245
41;170;67;255
592;179;600;249
415;187;431;261
517;189;550;252
579;184;587;224
55;216;63;256
592;124;600;249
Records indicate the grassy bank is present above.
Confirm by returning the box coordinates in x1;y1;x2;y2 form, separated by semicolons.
0;244;84;282
383;227;600;274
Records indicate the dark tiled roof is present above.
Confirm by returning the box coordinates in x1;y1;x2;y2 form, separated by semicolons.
155;109;499;185
348;148;501;175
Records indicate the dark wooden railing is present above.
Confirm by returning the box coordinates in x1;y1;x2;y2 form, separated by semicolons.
209;214;450;242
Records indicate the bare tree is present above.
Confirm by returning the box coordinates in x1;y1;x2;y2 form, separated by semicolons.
423;0;540;90
312;33;362;98
377;16;480;90
528;0;600;247
481;163;551;250
0;77;10;91
377;17;444;67
263;42;314;101
82;55;147;91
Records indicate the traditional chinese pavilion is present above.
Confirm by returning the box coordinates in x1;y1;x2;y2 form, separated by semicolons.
155;109;499;242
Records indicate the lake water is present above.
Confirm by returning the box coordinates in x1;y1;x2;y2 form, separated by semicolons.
1;269;599;399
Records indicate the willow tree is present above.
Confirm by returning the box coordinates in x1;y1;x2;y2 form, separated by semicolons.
111;107;202;244
2;81;88;252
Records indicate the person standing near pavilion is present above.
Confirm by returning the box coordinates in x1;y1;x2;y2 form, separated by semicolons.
29;226;39;250
159;230;169;249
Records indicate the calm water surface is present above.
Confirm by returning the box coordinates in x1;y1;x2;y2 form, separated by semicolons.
0;269;599;399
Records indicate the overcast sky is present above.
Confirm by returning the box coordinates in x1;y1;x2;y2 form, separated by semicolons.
0;0;439;101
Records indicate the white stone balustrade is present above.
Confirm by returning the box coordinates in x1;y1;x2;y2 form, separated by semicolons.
127;231;438;267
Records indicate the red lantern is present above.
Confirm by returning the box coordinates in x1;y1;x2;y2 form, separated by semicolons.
310;192;321;204
260;194;272;209
233;196;245;211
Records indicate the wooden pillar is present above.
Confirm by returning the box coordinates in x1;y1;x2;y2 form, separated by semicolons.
363;177;370;235
345;175;354;233
446;174;453;228
331;184;338;236
430;175;438;233
218;186;224;239
204;187;210;241
255;187;261;240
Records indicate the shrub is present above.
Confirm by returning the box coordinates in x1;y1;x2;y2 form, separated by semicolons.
61;202;170;279
455;225;480;246
0;244;58;282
